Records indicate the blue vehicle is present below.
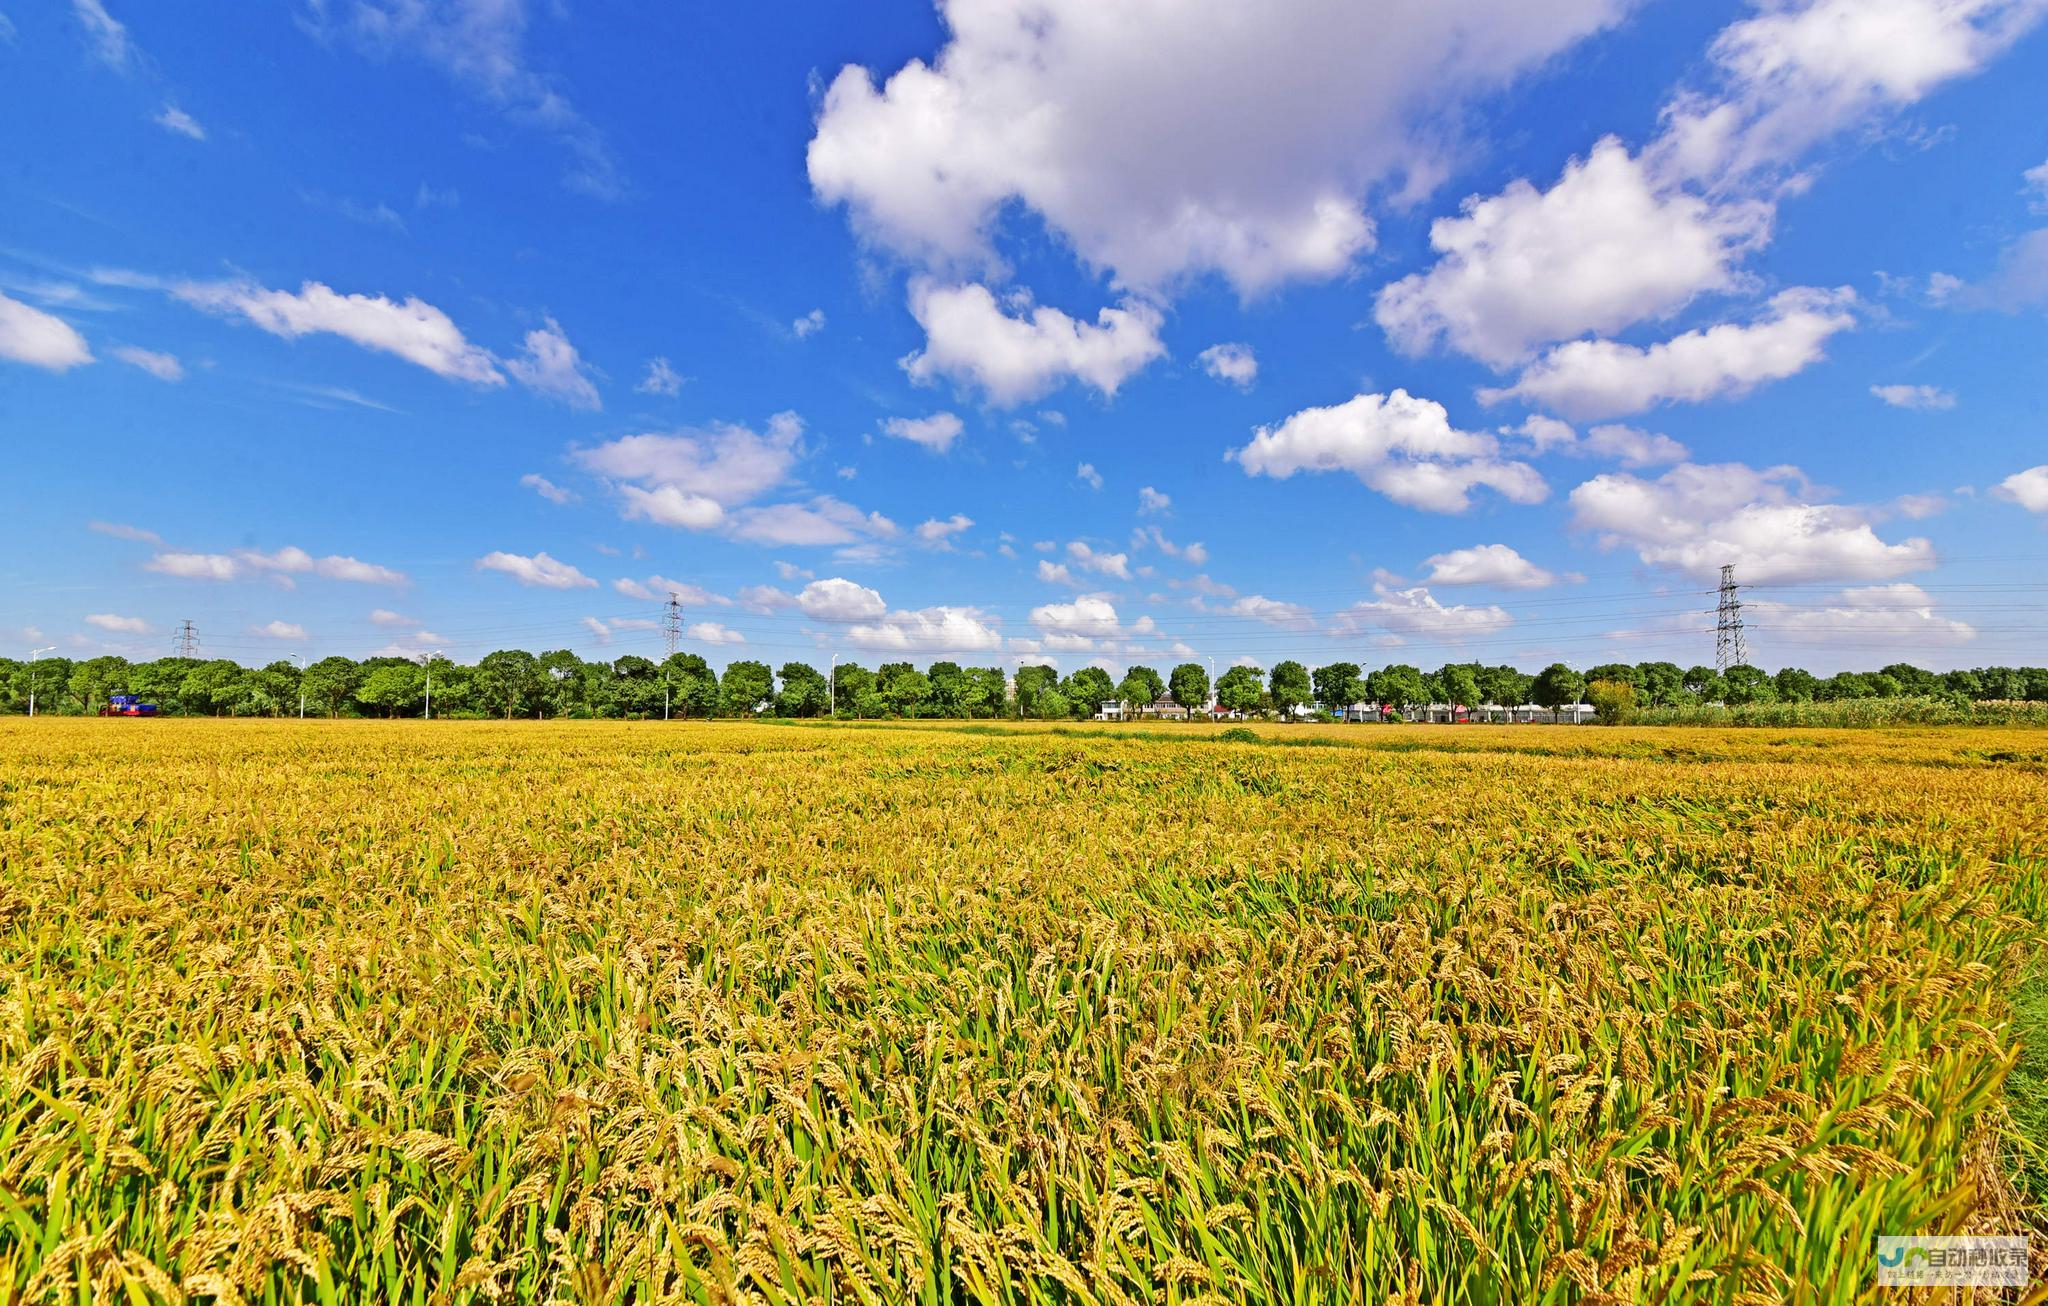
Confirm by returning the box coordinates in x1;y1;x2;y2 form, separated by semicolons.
102;694;160;717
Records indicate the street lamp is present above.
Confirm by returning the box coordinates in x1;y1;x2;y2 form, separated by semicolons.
291;652;305;719
421;649;443;719
830;654;839;720
27;646;54;717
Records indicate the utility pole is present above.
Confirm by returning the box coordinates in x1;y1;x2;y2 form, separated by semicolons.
421;650;443;719
830;654;838;719
174;620;199;660
27;645;54;717
292;652;305;719
1714;564;1747;672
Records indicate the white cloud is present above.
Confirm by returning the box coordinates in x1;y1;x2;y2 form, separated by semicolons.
174;278;503;384
2027;159;2048;211
1568;460;1937;582
1994;464;2048;513
145;546;407;586
1332;585;1513;642
1133;526;1208;567
881;411;965;452
1481;287;1857;420
111;345;182;381
846;606;1003;653
915;513;974;546
1036;560;1077;586
1076;462;1103;490
795;578;888;621
1198;342;1258;388
249;620;309;641
686;621;746;646
520;473;575;504
1137;486;1171;515
302;0;621;199
1513;417;1688;467
1377;138;1771;366
0;290;94;371
154;103;206;140
475;550;596;589
369;609;417;628
806;0;1631;297
1422;544;1558;589
504;317;600;409
574;411;803;530
613;575;720;604
902;280;1165;406
1066;540;1131;580
1231;388;1546;513
791;308;827;338
1029;594;1153;644
85;613;151;634
730;496;898;549
89;520;161;545
580;616;613;644
1745;583;1974;652
1871;383;1956;411
636;356;686;396
71;0;131;69
1227;595;1313;630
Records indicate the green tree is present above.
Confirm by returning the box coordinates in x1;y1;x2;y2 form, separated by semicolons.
1478;665;1532;715
1307;662;1356;715
1034;687;1070;720
962;667;1007;717
1116;665;1165;711
1879;662;1939;696
301;656;361;718
476;650;541;719
538;649;588;717
1531;663;1585;714
776;662;830;716
1062;666;1117;717
664;653;720;718
1436;663;1481;715
926;661;967;716
611;655;663;717
68;655;130;714
831;663;876;717
1169;662;1209;714
1216;664;1264;715
1584;663;1640;691
357;663;424;717
1721;664;1776;706
720;660;774;716
877;662;933;717
1366;664;1426;713
1682;665;1724;703
1013;665;1058;717
1636;662;1685;707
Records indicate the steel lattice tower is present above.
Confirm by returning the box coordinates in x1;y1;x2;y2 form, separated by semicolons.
663;592;682;658
174;619;199;659
1714;564;1747;671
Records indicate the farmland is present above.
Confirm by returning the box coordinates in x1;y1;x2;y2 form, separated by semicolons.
2;719;2044;1303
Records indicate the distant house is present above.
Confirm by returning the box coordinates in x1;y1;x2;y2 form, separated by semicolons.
1474;702;1596;724
1094;699;1129;721
1141;697;1189;721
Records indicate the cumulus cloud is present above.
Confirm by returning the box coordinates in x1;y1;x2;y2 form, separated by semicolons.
1231;388;1546;513
1569;460;1937;582
636;356;686;396
146;546;408;586
504;317;601;409
847;606;1004;653
1227;595;1314;630
902;280;1165;406
791;309;826;338
613;575;721;605
174;278;503;384
807;0;1631;296
1198;342;1258;388
1507;417;1689;466
574;411;804;532
1065;540;1131;580
915;513;974;547
1481;287;1857;420
1377;138;1771;366
249;620;309;641
1332;585;1513;642
0;291;94;371
1137;486;1171;515
1994;464;2048;513
1075;462;1103;490
111;345;182;380
520;473;575;505
1036;560;1077;586
369;609;418;628
475;550;596;589
881;411;965;452
1744;583;1974;652
1029;594;1154;645
730;497;899;549
154;103;205;140
686;621;746;645
1871;383;1956;411
793;578;888;621
1422;543;1558;589
85;613;151;634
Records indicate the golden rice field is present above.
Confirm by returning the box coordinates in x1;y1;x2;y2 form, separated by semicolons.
3;719;2045;1304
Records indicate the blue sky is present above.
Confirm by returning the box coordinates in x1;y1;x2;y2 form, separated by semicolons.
3;0;2046;675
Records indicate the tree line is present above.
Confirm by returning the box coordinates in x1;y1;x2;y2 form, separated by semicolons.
3;649;2043;720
